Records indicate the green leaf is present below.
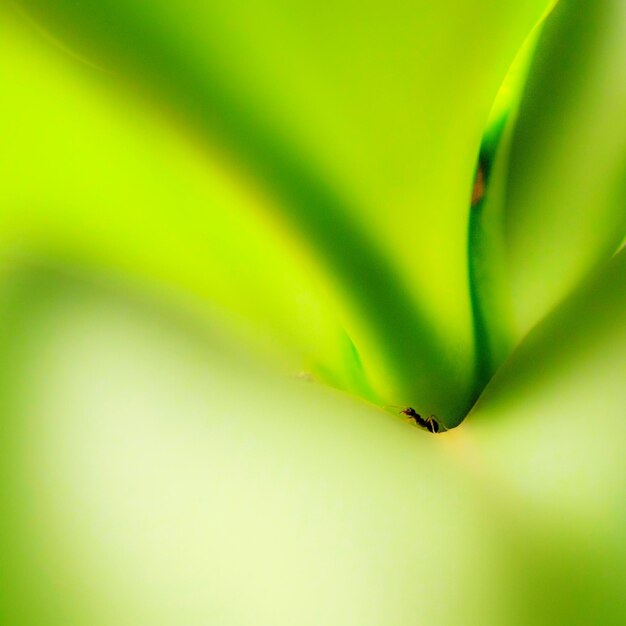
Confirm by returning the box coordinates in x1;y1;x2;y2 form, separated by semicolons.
9;0;553;422
1;1;624;623
0;6;372;398
502;0;626;339
0;269;490;625
466;28;542;381
464;247;626;623
1;250;624;625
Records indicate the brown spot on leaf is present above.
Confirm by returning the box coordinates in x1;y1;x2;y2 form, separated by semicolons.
471;164;485;206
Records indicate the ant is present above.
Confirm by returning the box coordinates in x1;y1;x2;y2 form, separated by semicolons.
400;407;444;434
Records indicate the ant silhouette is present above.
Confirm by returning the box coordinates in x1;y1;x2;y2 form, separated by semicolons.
399;407;445;434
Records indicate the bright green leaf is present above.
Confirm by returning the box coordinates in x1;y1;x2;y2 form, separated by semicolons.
10;0;553;421
503;0;626;339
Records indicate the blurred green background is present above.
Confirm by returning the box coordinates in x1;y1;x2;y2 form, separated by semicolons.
1;0;625;624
